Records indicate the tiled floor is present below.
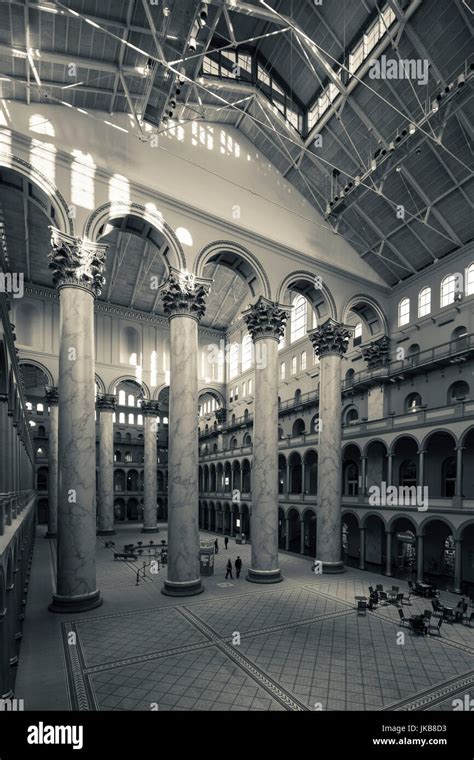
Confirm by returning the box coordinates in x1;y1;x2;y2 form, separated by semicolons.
15;524;474;711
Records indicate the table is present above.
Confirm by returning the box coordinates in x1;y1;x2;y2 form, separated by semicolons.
416;582;433;597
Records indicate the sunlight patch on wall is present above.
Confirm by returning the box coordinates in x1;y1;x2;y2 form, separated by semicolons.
175;227;193;247
29;114;55;137
30;139;56;184
150;349;158;388
144;202;164;233
109;173;131;216
71;150;96;210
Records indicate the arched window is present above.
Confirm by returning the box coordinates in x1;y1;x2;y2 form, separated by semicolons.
294;388;301;404
399;460;416;487
36;447;45;457
118;390;126;406
241;334;253;372
442;457;456;497
243;433;252;446
291;356;297;375
128;413;134;425
405;392;422;412
114;450;122;462
38;425;46;437
300;351;307;371
290;294;307;343
345;408;358;425
353;322;362;346
466;263;474;296
345;368;355;387
124;451;132;462
36;403;44;414
418;287;431;317
447;381;469;403
344;462;358;496
280;361;286;380
440;274;458;308
398;297;410;327
292;418;305;436
137;414;143;426
451;325;468;351
128;394;135;407
26;401;33;411
119;412;125;424
230;437;237;450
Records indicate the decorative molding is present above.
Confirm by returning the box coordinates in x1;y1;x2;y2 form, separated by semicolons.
194;240;271;300
160;269;212;322
308;318;353;358
242;296;290;342
48;228;108;297
215;408;227;425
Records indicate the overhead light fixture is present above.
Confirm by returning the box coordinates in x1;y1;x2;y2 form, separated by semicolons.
458;73;465;87
432;100;439;113
409;123;416;134
370;159;377;172
355;175;361;186
396;166;402;172
198;2;209;26
163;5;171;16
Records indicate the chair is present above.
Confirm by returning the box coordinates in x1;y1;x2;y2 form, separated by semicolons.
391;585;399;593
408;618;424;636
379;591;388;606
408;580;414;592
463;612;474;627
428;618;443;636
376;584;383;592
368;586;374;594
443;608;455;624
395;593;404;607
423;609;432;622
398;608;409;627
357;600;367;616
431;600;443;618
402;590;412;605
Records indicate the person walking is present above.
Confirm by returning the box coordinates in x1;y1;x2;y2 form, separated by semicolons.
235;556;242;579
214;538;219;554
225;559;233;579
224;536;229;550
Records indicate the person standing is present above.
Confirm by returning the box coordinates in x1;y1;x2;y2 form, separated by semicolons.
235;556;242;579
224;536;229;550
225;559;233;579
214;538;218;554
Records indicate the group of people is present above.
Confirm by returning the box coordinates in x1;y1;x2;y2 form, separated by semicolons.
214;537;243;579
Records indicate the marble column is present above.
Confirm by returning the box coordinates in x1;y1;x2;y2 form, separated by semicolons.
454;538;462;594
385;530;393;576
0;393;8;494
285;518;290;551
387;453;394;487
141;400;161;534
160;269;211;596
418;449;425;489
300;519;305;555
97;394;116;536
455;446;464;497
360;456;367;496
309;319;352;573
48;228;107;614
45;387;59;538
243;297;290;584
416;533;424;583
359;527;366;570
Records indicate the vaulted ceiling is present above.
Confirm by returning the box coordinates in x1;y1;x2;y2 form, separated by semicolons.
0;0;472;286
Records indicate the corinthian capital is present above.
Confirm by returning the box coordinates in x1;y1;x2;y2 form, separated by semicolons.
160;268;211;322
48;228;108;297
141;400;161;417
96;394;117;412
242;296;290;342
308;318;353;358
361;336;391;369
45;386;59;406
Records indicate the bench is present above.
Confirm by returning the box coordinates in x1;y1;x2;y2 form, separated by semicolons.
114;552;137;561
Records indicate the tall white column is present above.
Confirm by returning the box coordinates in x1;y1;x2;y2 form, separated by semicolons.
45;387;58;538
160;269;211;596
243;297;290;584
141;399;160;534
97;394;116;536
48;228;107;614
309;319;352;573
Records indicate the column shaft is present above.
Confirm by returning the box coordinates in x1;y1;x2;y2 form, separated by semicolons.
385;530;393;577
142;408;159;533
454;539;462;594
416;534;424;583
359;527;366;570
97;404;115;535
46;390;58;538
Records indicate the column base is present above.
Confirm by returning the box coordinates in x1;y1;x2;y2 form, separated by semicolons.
49;589;103;614
161;579;204;597
322;561;346;574
142;526;160;534
246;568;283;584
96;529;116;536
45;531;57;539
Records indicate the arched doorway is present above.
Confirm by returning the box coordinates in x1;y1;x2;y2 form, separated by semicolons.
287;508;301;553
389;516;418;581
362;514;385;572
302;510;317;556
422;519;456;591
342;513;359;568
278;507;286;549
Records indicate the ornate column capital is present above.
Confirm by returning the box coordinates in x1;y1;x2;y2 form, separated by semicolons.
48;227;108;297
96;394;116;412
242;296;290;342
160;268;212;322
141;400;161;417
45;386;59;406
215;408;227;425
308;318;353;358
361;335;391;369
